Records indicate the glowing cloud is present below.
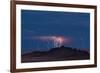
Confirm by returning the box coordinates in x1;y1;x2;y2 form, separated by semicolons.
32;36;71;48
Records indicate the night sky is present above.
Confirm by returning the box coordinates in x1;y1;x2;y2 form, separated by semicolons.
21;10;90;54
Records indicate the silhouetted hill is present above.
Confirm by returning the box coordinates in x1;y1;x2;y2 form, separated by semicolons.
22;46;90;63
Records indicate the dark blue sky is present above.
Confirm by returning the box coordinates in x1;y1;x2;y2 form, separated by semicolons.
21;9;90;53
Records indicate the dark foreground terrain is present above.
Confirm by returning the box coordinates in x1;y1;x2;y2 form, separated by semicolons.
21;46;90;63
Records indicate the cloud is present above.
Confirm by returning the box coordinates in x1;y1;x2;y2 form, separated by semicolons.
32;35;72;44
